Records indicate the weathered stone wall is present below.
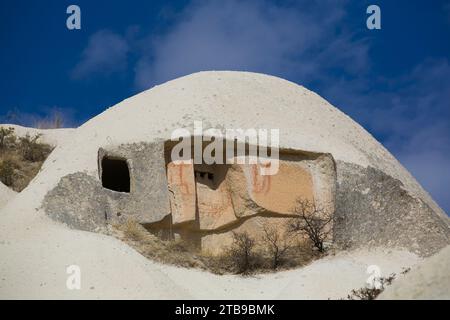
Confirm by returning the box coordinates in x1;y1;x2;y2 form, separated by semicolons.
98;142;170;224
42;140;449;257
333;161;450;257
43;139;337;254
200;215;295;256
162;147;337;253
42;172;109;232
166;162;196;224
43;142;171;231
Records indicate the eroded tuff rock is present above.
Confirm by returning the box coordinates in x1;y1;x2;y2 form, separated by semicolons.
334;162;449;257
37;71;449;257
379;245;450;299
0;181;16;210
42;141;449;257
43;141;336;253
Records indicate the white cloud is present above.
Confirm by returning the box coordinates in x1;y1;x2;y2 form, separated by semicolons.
323;58;450;213
71;30;129;79
134;0;367;89
69;0;450;213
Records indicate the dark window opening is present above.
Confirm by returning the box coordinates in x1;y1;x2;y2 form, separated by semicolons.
195;170;214;182
194;170;216;190
101;157;130;193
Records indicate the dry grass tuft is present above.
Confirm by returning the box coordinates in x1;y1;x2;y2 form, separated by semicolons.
346;273;399;300
112;219;207;270
0;127;53;192
112;219;322;275
121;218;147;241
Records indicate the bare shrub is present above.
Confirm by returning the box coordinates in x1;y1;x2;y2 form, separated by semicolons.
288;199;334;253
228;231;258;274
113;219;320;275
19;134;52;162
0;158;17;186
401;267;411;275
347;274;396;300
261;223;292;269
198;252;232;275
0;127;15;149
0;129;52;191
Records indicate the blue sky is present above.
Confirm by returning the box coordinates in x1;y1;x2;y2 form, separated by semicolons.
1;0;449;213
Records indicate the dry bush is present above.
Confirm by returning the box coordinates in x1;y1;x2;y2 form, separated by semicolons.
113;220;321;275
401;267;411;274
0;128;53;191
0;127;16;149
113;219;207;270
227;231;260;274
288;199;334;253
19;134;52;162
261;223;292;269
121;218;147;241
347;274;397;300
197;252;233;275
200;232;317;275
0;158;17;186
208;231;317;274
9;157;47;191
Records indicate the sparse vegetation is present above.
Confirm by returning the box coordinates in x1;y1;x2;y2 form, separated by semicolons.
227;231;259;274
113;218;321;275
0;127;16;149
346;273;397;300
261;224;292;269
0;127;53;191
112;219;207;270
288;198;334;253
0;158;17;187
19;134;52;162
122;218;146;241
401;267;411;275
